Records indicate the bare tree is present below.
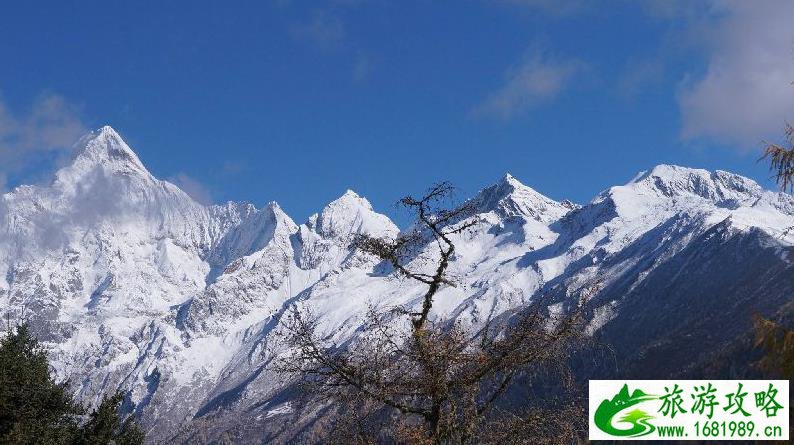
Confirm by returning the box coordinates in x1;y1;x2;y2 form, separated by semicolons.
277;183;586;444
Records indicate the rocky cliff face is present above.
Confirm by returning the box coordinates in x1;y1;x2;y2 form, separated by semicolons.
1;127;792;442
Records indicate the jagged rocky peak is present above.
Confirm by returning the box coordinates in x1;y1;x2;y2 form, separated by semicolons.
474;172;570;222
330;189;372;210
627;164;764;204
311;189;398;239
208;200;258;221
5;121;794;444
202;201;291;284
264;201;298;233
70;126;148;174
265;200;286;216
53;126;153;194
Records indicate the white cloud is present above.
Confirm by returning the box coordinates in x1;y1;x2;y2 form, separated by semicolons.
471;47;584;120
678;0;794;149
0;93;87;187
170;172;214;205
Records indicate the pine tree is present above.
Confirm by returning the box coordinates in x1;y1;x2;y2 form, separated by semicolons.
0;324;145;445
77;392;145;445
0;324;82;444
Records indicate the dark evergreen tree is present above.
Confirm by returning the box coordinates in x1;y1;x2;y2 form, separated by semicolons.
77;392;144;445
0;324;145;445
0;324;82;444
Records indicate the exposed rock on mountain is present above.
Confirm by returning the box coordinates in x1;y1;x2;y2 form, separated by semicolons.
1;127;791;442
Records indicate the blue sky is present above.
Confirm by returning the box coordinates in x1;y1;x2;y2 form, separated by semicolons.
2;1;794;222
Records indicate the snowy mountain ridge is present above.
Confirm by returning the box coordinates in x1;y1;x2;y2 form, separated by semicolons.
1;127;792;442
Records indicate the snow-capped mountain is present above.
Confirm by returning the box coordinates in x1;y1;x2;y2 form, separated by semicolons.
1;127;792;443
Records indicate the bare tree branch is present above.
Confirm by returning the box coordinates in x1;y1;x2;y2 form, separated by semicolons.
276;182;586;444
761;123;794;192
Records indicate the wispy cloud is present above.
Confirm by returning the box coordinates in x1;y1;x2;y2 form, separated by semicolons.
290;10;346;50
169;172;214;205
678;0;794;149
617;58;666;99
0;93;87;190
497;0;590;16
283;3;379;82
353;53;372;81
220;160;248;177
639;0;712;20
471;47;585;120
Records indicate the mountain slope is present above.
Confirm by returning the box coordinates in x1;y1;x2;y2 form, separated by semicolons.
0;127;792;442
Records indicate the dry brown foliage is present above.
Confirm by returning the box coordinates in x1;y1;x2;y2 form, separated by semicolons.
752;314;794;379
762;123;794;192
276;183;587;444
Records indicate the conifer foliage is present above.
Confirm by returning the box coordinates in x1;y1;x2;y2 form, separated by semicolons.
0;324;144;445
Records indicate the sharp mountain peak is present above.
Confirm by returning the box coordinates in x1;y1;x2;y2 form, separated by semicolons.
71;125;148;173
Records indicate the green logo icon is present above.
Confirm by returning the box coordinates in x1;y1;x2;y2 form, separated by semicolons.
594;384;658;437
